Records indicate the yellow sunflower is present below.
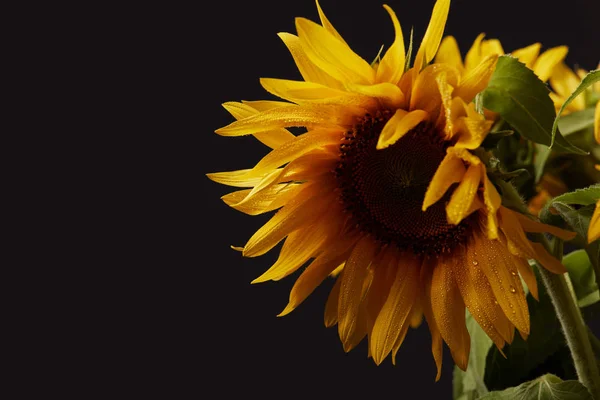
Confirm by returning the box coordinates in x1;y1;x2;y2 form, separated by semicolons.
589;88;600;243
208;0;575;379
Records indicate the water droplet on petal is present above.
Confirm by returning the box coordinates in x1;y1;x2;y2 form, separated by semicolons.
472;260;479;266
509;285;516;293
511;271;518;277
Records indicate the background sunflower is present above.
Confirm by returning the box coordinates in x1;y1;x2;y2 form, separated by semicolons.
201;0;600;398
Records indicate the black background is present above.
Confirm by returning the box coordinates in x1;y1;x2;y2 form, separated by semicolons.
200;1;599;398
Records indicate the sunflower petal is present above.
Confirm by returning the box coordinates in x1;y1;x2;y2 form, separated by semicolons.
410;64;459;116
376;109;428;149
446;163;481;225
530;242;567;274
376;5;405;85
454;54;499;103
240;128;342;179
278;32;342;89
414;0;451;71
243;184;327;257
345;82;405;109
452;246;507;351
434;36;464;71
514;212;576;241
430;257;471;370
370;253;419;365
474;234;530;335
338;237;378;347
325;275;342;327
482;168;501;239
511;43;541;69
216;104;353;136
590;202;600;243
421;259;444;381
206;169;269;187
513;255;539;301
315;0;347;45
464;33;485;71
533;46;568;82
550;63;586;111
423;151;467;211
279;238;356;316
222;184;301;215
296;17;375;84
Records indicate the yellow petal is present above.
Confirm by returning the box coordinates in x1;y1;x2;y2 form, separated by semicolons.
452;246;506;351
414;0;451;71
514;212;576;241
464;33;485;71
550;63;586;111
430;256;471;371
482;167;501;239
375;5;405;85
345;82;405;109
453;111;494;150
410;63;459;116
325;276;342;327
315;0;347;46
530;242;567;274
241;100;291;111
296;17;375;84
376;109;428;149
278;238;356;316
436;71;455;137
423;151;467;211
222;184;300;215
434;36;464;72
366;247;398;332
446;163;481;225
464;240;515;344
216;104;353;136
589;202;600;243
420;259;444;381
206;169;268;187
243;184;327;257
370;254;419;365
533;46;568;82
513;255;539;301
511;43;541;70
338;236;378;346
252;217;335;283
454;54;499;103
240;128;342;179
474;234;530;336
222;102;297;149
481;39;504;58
278;32;342;89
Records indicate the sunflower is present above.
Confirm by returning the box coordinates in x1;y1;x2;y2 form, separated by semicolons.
589;89;600;243
208;0;575;379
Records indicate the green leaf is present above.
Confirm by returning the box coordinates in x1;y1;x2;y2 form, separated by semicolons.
481;56;586;155
551;69;600;147
479;374;593;400
541;185;600;211
453;310;492;399
534;108;596;182
557;108;597;136
563;250;599;308
370;44;385;67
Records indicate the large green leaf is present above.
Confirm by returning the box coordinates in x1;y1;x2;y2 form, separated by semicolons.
534;108;596;182
551;70;600;148
563;250;599;308
479;374;592;400
481;56;585;155
453;311;493;400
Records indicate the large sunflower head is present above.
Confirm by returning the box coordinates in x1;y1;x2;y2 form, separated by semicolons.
208;0;575;379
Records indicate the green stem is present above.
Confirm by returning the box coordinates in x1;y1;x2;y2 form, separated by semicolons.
499;181;600;399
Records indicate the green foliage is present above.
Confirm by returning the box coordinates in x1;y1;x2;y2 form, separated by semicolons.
479;374;593;400
404;27;414;73
481;56;585;155
563;250;599;308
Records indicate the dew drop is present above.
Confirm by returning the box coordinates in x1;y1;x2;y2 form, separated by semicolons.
493;300;499;305
472;260;479;266
509;285;516;294
510;271;517;277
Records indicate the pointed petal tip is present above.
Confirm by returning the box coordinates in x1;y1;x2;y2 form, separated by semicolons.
231;245;244;252
277;303;295;317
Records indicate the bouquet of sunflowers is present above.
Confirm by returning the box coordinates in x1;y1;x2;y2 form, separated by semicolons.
208;1;600;398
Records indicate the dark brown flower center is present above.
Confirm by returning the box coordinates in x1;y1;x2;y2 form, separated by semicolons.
335;111;473;254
